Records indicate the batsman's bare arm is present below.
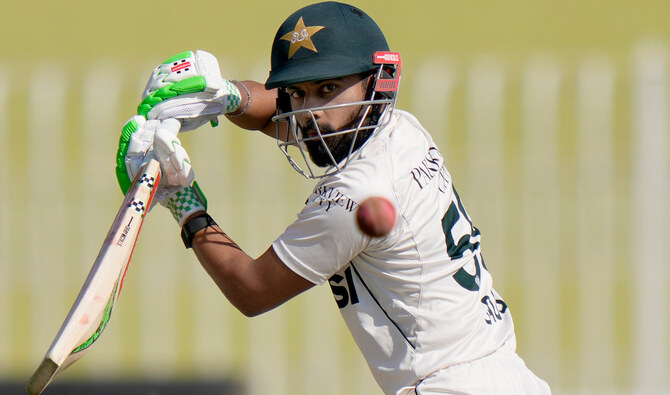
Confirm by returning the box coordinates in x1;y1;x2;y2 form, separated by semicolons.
185;81;309;316
190;220;314;317
225;80;288;140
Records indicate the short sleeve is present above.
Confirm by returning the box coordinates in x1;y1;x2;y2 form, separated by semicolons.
272;190;370;285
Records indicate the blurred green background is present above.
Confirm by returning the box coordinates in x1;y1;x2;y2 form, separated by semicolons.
6;0;670;74
5;0;669;58
2;0;670;394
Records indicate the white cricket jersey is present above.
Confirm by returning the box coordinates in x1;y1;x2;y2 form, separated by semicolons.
273;109;516;394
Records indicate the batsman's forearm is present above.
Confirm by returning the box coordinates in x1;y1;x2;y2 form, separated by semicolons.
190;226;258;316
226;80;281;137
190;225;301;317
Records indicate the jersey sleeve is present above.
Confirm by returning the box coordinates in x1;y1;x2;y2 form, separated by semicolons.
272;188;371;285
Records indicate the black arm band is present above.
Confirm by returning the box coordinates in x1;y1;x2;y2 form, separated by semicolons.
181;213;217;249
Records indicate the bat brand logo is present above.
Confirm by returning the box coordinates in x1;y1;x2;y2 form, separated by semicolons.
117;218;134;246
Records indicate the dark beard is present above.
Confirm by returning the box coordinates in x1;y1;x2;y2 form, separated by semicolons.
300;111;374;168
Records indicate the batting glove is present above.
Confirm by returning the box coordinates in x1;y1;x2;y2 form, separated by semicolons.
152;120;207;226
138;50;242;131
116;115;154;194
115;117;207;227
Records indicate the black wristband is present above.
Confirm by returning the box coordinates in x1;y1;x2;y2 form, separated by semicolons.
181;213;217;249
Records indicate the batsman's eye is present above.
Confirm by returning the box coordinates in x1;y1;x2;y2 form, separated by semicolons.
287;89;304;99
320;84;337;94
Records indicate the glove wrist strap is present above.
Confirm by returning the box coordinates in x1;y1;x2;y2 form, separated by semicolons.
165;181;208;227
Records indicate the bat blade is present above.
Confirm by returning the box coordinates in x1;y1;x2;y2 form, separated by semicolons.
26;159;161;395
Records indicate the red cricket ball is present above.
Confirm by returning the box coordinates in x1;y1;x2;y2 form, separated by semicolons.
356;196;396;237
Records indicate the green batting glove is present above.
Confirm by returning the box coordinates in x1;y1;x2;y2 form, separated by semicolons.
115;116;209;227
116;115;152;194
138;50;242;131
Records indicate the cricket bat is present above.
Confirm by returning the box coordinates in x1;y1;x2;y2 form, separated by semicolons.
26;159;162;395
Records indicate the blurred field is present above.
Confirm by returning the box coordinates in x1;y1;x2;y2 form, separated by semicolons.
2;0;670;394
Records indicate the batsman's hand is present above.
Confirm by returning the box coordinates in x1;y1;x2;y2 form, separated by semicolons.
116;117;207;227
116;115;154;194
153;118;194;187
116;116;194;190
138;50;242;131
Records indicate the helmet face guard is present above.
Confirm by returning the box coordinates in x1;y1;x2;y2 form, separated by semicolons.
272;52;402;179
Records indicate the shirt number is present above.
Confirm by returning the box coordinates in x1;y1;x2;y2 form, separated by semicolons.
441;187;485;291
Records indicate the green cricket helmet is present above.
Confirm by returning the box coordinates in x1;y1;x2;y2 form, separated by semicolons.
266;1;390;89
266;2;402;179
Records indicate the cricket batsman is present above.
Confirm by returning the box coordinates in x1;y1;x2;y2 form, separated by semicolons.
115;2;551;393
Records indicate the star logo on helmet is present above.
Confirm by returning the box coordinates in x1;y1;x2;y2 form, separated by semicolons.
280;17;325;59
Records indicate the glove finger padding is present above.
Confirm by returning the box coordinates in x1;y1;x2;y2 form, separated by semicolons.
153;118;194;187
126;119;159;181
169;145;193;186
138;50;242;132
116;115;154;194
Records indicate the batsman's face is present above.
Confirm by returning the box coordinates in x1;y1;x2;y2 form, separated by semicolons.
285;74;371;167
